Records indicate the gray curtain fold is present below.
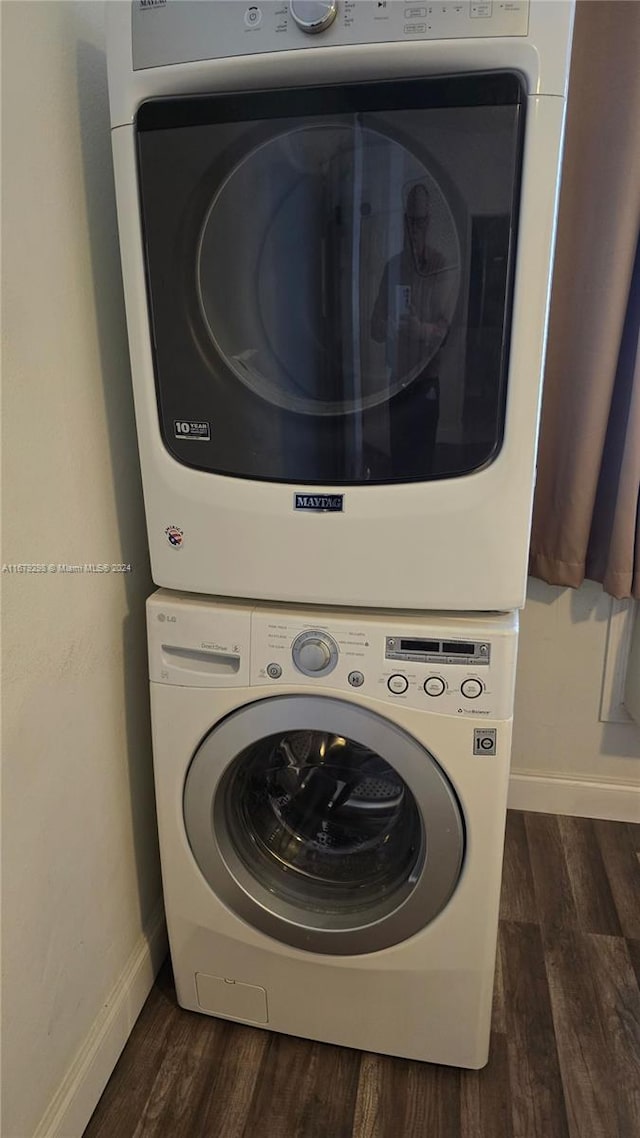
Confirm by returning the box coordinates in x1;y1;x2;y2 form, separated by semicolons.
529;0;640;600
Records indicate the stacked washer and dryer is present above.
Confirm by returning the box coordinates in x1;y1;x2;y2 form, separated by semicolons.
107;0;574;1067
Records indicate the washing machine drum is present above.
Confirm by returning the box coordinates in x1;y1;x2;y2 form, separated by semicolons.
184;696;464;955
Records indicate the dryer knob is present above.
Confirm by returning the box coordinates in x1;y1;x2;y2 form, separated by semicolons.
292;631;339;676
289;0;338;34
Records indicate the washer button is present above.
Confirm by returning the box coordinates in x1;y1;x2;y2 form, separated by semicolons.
244;6;262;27
266;662;282;679
461;678;483;699
387;674;409;695
424;676;446;697
348;671;364;688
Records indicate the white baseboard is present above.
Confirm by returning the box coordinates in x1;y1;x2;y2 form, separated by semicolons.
33;899;168;1138
508;772;640;822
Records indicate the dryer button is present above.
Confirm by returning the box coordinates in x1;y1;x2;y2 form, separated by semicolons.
387;674;409;695
244;6;262;27
424;676;446;697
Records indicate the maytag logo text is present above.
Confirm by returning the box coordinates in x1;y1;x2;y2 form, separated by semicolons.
294;494;344;513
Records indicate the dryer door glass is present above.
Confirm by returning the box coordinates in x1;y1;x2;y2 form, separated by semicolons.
196;126;460;420
137;73;524;484
183;695;465;955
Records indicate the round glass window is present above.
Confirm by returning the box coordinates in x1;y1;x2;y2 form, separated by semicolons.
216;728;425;916
197;124;461;416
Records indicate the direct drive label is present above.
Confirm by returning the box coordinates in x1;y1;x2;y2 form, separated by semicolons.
174;420;210;441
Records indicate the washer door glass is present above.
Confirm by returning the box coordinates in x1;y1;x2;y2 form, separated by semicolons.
221;728;423;913
183;696;465;954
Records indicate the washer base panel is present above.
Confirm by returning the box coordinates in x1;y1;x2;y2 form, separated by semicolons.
170;919;495;1069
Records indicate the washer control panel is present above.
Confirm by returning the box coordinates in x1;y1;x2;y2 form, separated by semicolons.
251;607;518;720
132;1;530;71
147;593;518;720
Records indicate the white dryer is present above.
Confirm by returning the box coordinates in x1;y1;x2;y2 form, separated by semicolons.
108;1;574;611
147;590;518;1067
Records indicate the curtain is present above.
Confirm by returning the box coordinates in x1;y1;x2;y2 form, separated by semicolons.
529;0;640;600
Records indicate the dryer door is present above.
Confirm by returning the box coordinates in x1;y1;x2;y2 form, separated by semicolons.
137;73;524;484
183;695;464;954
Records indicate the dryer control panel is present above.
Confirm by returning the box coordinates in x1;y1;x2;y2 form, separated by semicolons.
132;1;530;70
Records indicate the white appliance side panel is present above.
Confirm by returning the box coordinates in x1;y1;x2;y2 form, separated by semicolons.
112;93;564;611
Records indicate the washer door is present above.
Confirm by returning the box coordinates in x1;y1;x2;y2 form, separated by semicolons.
184;696;464;955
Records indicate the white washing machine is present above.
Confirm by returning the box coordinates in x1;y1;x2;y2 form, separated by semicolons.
147;589;518;1067
108;1;574;612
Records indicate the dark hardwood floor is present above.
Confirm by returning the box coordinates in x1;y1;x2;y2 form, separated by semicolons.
83;812;640;1138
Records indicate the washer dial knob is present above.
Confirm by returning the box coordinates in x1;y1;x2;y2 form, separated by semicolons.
290;1;338;34
292;630;339;676
424;676;446;697
461;678;483;700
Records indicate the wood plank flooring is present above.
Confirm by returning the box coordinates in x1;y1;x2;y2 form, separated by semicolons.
83;813;640;1138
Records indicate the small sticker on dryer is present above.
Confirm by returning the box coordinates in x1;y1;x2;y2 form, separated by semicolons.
165;525;184;549
174;420;210;441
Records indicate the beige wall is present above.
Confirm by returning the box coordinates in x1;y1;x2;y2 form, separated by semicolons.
513;579;640;785
1;4;162;1136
